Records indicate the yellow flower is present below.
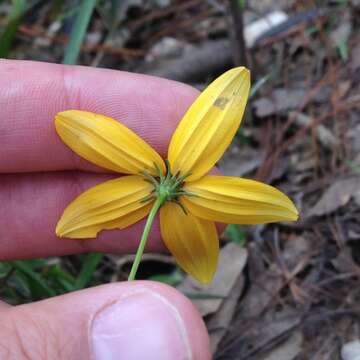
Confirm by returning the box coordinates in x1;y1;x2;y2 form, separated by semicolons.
55;67;298;284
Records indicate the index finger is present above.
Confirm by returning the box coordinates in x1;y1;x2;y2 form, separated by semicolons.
0;60;200;260
0;60;198;173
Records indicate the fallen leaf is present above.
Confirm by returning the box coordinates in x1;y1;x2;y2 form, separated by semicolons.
177;243;247;316
290;111;339;149
220;147;263;177
332;247;360;275
308;177;359;217
208;273;245;354
262;331;303;360
253;89;306;117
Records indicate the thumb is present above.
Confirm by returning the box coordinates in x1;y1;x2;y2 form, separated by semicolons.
0;281;211;360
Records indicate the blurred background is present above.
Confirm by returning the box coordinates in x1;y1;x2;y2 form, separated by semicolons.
1;0;360;358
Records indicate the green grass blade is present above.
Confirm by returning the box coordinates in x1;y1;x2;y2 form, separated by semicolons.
2;285;23;305
184;293;227;300
149;269;183;286
63;0;97;64
0;0;26;57
74;253;103;290
48;265;76;292
12;261;56;297
109;0;122;30
225;224;246;245
56;4;81;22
249;74;271;99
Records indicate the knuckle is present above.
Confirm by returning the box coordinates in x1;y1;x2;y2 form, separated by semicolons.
61;65;83;110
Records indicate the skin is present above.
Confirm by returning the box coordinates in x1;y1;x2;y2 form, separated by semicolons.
0;60;212;359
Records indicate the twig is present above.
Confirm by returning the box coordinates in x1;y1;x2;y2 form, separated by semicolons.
229;0;247;66
19;25;144;57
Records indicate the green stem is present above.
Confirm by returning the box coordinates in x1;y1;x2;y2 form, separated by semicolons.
128;196;165;281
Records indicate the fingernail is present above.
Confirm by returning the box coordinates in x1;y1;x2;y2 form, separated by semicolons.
91;290;192;360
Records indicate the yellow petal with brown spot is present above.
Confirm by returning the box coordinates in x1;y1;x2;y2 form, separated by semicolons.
55;110;165;176
56;175;153;238
160;202;219;284
168;67;250;181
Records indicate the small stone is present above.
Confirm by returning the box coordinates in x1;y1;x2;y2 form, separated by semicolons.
342;340;360;360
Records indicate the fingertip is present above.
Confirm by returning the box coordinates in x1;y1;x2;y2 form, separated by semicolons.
90;281;211;360
4;281;210;360
141;281;212;360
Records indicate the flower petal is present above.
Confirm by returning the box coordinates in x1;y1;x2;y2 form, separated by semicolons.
56;175;153;238
168;67;250;181
160;202;219;284
183;176;299;224
55;110;165;176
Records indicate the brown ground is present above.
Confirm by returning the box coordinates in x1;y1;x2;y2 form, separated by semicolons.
1;0;360;358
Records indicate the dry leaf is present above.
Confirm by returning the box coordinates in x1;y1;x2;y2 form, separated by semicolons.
177;243;247;316
262;331;303;360
208;273;245;354
220;147;263;177
308;178;359;217
253;89;306;117
290;111;338;149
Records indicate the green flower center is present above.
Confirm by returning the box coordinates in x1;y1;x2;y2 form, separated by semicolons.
141;160;194;212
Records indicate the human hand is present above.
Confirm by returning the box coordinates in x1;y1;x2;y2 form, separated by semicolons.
0;60;211;359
